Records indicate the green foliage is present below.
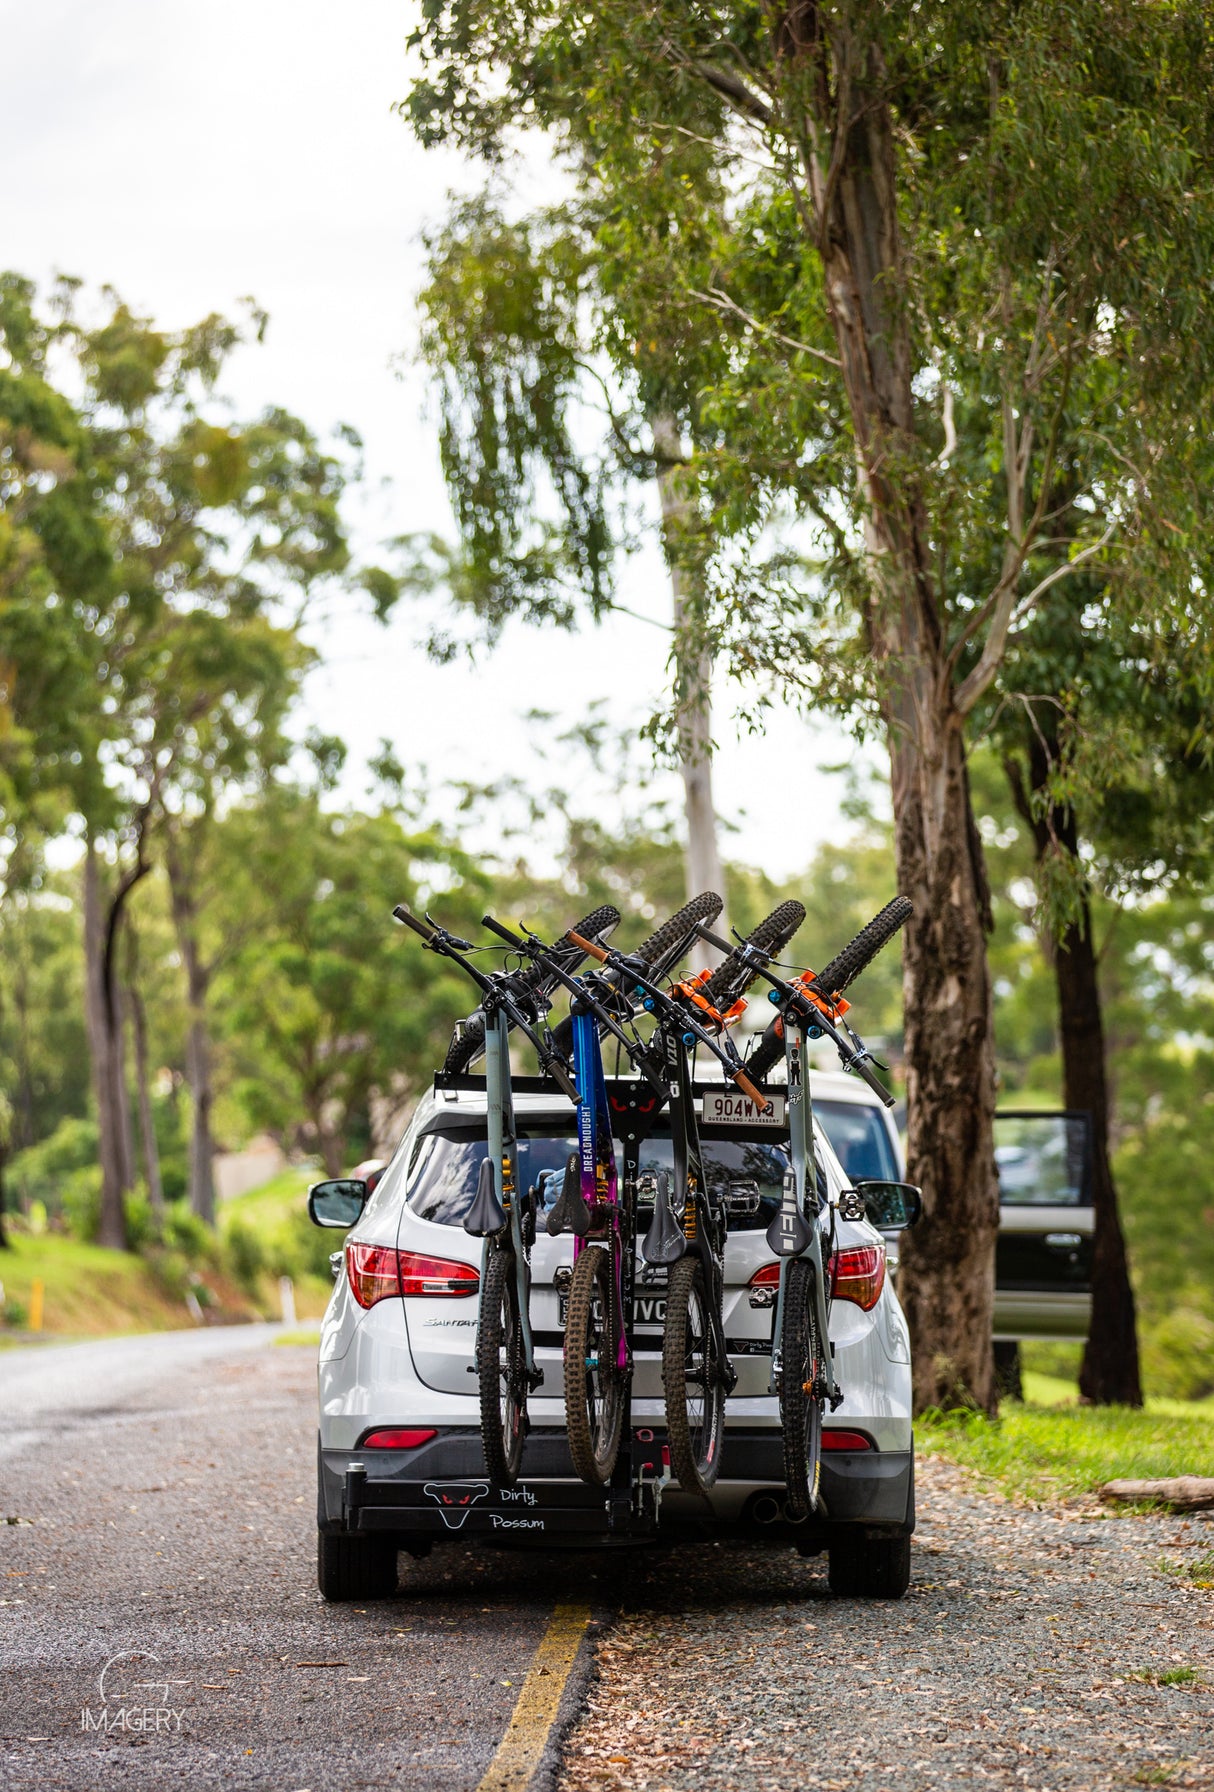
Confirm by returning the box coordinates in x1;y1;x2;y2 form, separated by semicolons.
415;198;616;641
1140;1307;1214;1404
224;1216;266;1293
918;1398;1214;1502
162;1200;215;1261
7;1115;99;1207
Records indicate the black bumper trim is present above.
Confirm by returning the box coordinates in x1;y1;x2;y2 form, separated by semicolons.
319;1430;914;1539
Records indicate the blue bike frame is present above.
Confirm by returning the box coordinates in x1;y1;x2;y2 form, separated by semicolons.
570;1007;629;1375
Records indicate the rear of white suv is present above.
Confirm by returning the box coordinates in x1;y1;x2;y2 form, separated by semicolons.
314;1077;916;1601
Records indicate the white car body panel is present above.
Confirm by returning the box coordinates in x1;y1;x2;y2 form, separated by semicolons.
317;1079;915;1498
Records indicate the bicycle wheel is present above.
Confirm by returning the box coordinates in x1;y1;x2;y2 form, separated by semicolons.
697;899;806;1015
781;1256;825;1518
443;902;622;1074
476;1247;527;1486
632;890;724;976
662;1254;727;1494
811;895;913;999
552;891;724;1057
563;1243;625;1487
745;895;913;1080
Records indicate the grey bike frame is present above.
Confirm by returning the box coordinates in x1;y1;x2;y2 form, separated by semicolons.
767;1014;838;1405
482;1004;539;1382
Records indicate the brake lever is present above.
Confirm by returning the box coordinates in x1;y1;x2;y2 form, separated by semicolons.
424;911;474;951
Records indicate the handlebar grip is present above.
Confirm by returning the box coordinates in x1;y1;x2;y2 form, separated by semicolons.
847;1054;896;1110
566;928;609;963
393;904;435;941
734;1069;772;1114
482;913;525;948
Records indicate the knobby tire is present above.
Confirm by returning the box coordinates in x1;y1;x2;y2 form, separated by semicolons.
698;899;806;1015
477;1247;527;1486
662;1254;726;1494
746;895;913;1081
781;1256;825;1518
551;890;724;1058
563;1243;625;1487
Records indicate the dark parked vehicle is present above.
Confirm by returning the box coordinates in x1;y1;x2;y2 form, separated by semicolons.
993;1110;1094;1341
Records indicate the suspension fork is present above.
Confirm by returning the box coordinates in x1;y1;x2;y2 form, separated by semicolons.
570;1008;629;1373
769;1017;839;1403
483;1004;540;1387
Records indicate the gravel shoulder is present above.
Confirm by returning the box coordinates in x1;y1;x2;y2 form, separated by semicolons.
556;1455;1214;1792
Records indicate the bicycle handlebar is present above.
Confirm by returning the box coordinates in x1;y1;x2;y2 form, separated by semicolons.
570;931;771;1113
393;904;436;941
759;965;896;1110
394;904;579;1101
566;928;608;963
481;913;524;949
694;914;897;1110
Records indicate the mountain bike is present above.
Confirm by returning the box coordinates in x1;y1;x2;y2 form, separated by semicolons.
393;904;598;1486
482;892;725;1489
557;900;807;1494
701;895;912;1514
644;901;808;1493
441;904;622;1074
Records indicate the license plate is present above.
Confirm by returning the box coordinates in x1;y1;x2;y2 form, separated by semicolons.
557;1294;666;1327
701;1089;786;1127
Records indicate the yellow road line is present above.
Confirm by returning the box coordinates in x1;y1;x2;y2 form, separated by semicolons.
475;1603;592;1792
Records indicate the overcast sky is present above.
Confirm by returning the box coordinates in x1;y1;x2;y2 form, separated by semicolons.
6;0;873;878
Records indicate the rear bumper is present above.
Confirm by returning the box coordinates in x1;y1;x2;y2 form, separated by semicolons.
318;1428;915;1544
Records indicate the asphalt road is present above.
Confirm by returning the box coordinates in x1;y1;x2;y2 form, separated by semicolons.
0;1328;609;1792
5;1329;1212;1792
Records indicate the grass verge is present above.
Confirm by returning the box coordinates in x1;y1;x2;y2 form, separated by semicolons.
918;1397;1214;1502
0;1232;251;1337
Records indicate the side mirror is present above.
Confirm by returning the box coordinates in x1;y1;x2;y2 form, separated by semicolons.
852;1179;923;1231
308;1179;368;1229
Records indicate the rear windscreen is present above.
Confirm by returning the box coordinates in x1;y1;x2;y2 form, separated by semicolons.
994;1113;1091;1206
404;1123;822;1231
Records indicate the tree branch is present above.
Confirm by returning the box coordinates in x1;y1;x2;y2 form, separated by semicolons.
685;287;842;367
684;58;772;125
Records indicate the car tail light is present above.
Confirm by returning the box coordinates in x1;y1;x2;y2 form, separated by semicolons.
360;1428;438;1449
398;1251;479;1298
830;1243;886;1310
346;1244;479;1308
346;1242;402;1309
821;1429;874;1451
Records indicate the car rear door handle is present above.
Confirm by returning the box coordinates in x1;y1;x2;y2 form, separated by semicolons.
1044;1232;1082;1249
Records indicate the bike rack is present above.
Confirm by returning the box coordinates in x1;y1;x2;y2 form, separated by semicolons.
405;1069;787;1541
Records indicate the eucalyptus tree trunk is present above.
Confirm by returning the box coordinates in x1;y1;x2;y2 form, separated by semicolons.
1010;738;1142;1406
776;19;1000;1411
125;924;165;1229
165;835;216;1227
82;839;132;1249
651;412;729;943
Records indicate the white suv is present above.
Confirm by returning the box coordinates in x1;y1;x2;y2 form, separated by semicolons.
312;1073;918;1603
